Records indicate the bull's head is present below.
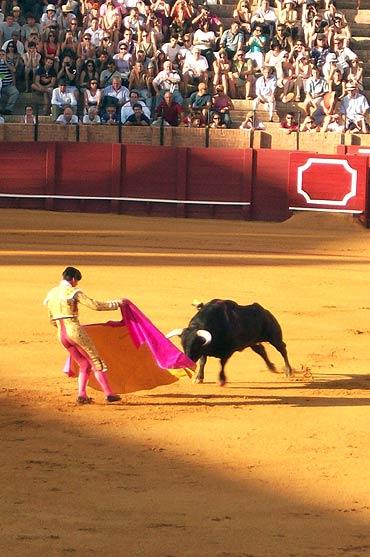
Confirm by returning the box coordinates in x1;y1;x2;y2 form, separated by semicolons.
166;328;212;362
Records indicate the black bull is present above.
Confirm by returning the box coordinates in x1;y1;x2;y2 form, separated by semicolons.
167;299;292;385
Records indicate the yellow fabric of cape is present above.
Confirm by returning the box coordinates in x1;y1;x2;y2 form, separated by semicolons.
72;323;181;394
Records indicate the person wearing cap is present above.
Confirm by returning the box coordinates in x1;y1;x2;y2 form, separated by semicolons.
340;83;369;134
57;1;76;36
12;5;25;27
44;267;123;404
0;13;21;43
40;5;58;36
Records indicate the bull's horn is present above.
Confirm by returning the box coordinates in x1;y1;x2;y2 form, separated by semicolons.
166;328;184;339
196;329;212;345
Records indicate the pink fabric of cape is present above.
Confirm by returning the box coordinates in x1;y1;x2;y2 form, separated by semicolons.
65;300;195;394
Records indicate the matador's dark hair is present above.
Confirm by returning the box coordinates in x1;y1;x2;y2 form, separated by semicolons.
62;266;82;281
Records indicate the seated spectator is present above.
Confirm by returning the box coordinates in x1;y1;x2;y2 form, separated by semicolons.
40;5;58;36
333;36;357;75
57;55;78;98
0;48;19;115
280;111;298;133
303;66;328;117
136;29;157;61
121;90;151;123
300;115;320;132
346;57;363;91
322;52;339;82
76;32;97;71
219;22;243;61
42;28;60;62
31;56;56;114
152;60;183;105
278;0;300;40
239;110;265;130
21;13;41;42
251;0;277;41
154;90;184;126
310;33;329;69
102;76;130;110
321;112;344;133
3;30;25;55
245;25;266;72
60;28;78;60
209;112;227;129
192;20;216;69
229;53;256;100
301;2;321;49
265;42;286;84
85;17;105;48
161;34;181;66
22;41;41;92
211;84;234;128
123;7;145;40
280;51;296;102
101;104;120;125
325;68;345;114
294;54;312;101
0;13;21;43
328;12;351;49
123;103;151;126
83;106;101;124
182;47;209;94
113;42;132;85
188;82;212;122
24;105;36;124
56;106;79;124
4;39;22;88
83;78;102;114
340;83;369;134
233;0;252;39
128;61;152;105
252;65;276;122
100;58;120;88
273;23;293;53
51;79;77;120
79;59;99;90
213;50;231;95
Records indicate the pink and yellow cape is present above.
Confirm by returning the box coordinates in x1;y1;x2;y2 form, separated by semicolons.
64;300;195;394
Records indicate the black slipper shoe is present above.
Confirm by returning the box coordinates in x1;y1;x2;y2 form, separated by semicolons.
76;396;93;405
106;394;122;403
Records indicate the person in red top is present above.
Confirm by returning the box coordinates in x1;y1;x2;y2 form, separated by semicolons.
155;90;184;126
280;112;299;133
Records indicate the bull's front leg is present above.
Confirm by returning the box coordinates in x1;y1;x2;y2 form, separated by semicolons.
218;357;228;387
194;355;207;384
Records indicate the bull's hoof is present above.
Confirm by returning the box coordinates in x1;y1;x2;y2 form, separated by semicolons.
193;377;204;384
218;379;226;387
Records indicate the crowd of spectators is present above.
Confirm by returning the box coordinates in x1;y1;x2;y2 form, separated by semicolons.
0;0;368;134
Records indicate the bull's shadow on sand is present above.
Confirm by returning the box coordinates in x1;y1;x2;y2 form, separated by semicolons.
138;373;370;408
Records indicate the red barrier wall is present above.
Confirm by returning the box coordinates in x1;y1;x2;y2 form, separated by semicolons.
0;142;368;223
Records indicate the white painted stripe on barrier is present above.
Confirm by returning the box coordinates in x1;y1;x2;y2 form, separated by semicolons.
0;193;250;206
289;206;363;214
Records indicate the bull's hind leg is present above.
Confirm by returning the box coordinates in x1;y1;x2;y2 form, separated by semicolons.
270;339;292;377
218;357;228;387
194;355;207;384
251;343;277;372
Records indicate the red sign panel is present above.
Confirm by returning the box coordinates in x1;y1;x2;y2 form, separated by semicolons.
288;153;368;213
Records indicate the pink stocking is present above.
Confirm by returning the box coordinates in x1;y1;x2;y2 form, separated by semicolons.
67;346;91;398
94;371;113;397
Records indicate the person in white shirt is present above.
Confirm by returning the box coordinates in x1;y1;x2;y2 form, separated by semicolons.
333;36;357;74
103;76;130;108
251;0;276;39
152;60;183;105
56;106;79;124
51;80;77;120
85;18;105;48
120;90;151;122
303;65;328;116
252;66;277;121
340;83;369;134
182;47;209;93
82;106;101;124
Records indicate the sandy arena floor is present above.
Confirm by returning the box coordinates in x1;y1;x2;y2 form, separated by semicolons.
1;208;370;557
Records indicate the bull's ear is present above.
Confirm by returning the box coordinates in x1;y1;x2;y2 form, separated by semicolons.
192;299;204;310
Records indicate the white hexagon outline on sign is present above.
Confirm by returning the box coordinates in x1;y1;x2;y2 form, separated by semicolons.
296;158;357;206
